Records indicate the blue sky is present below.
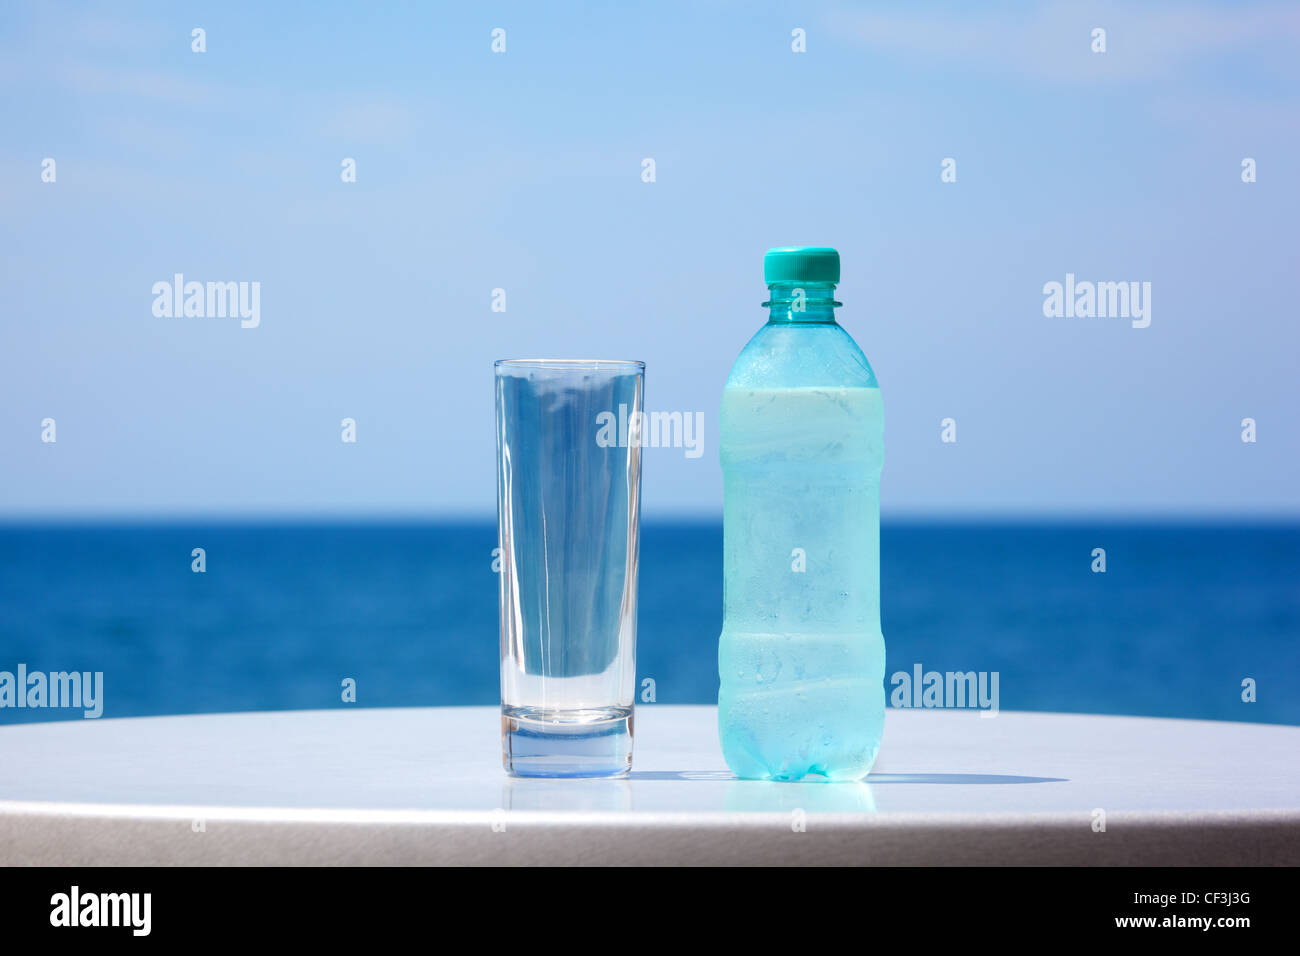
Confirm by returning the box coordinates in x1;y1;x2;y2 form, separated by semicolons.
2;1;1298;517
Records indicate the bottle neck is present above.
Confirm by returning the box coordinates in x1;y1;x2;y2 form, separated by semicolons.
763;281;841;324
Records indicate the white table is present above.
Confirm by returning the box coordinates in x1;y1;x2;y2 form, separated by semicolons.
1;706;1296;865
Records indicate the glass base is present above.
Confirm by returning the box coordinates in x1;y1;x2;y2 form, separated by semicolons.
502;706;633;778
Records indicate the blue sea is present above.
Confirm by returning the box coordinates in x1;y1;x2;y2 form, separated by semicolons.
1;521;1296;725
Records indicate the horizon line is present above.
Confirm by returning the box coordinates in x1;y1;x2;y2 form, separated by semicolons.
1;510;1298;526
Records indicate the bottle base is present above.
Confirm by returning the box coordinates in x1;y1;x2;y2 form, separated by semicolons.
727;758;878;783
719;689;883;782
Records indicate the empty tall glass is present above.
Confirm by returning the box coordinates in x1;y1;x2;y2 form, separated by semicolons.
495;359;643;777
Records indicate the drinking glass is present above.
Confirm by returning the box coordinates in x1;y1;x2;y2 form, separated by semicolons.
495;359;643;777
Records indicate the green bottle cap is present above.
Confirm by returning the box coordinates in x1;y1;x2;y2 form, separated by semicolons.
763;247;840;284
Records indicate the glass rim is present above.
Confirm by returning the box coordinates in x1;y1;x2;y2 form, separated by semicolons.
495;358;645;371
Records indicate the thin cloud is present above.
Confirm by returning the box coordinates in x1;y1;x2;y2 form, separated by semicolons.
317;98;420;146
827;1;1300;84
58;63;229;106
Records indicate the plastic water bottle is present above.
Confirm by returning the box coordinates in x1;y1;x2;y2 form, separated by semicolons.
718;247;885;781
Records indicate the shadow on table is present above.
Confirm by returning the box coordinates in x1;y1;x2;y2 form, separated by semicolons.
869;773;1067;785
